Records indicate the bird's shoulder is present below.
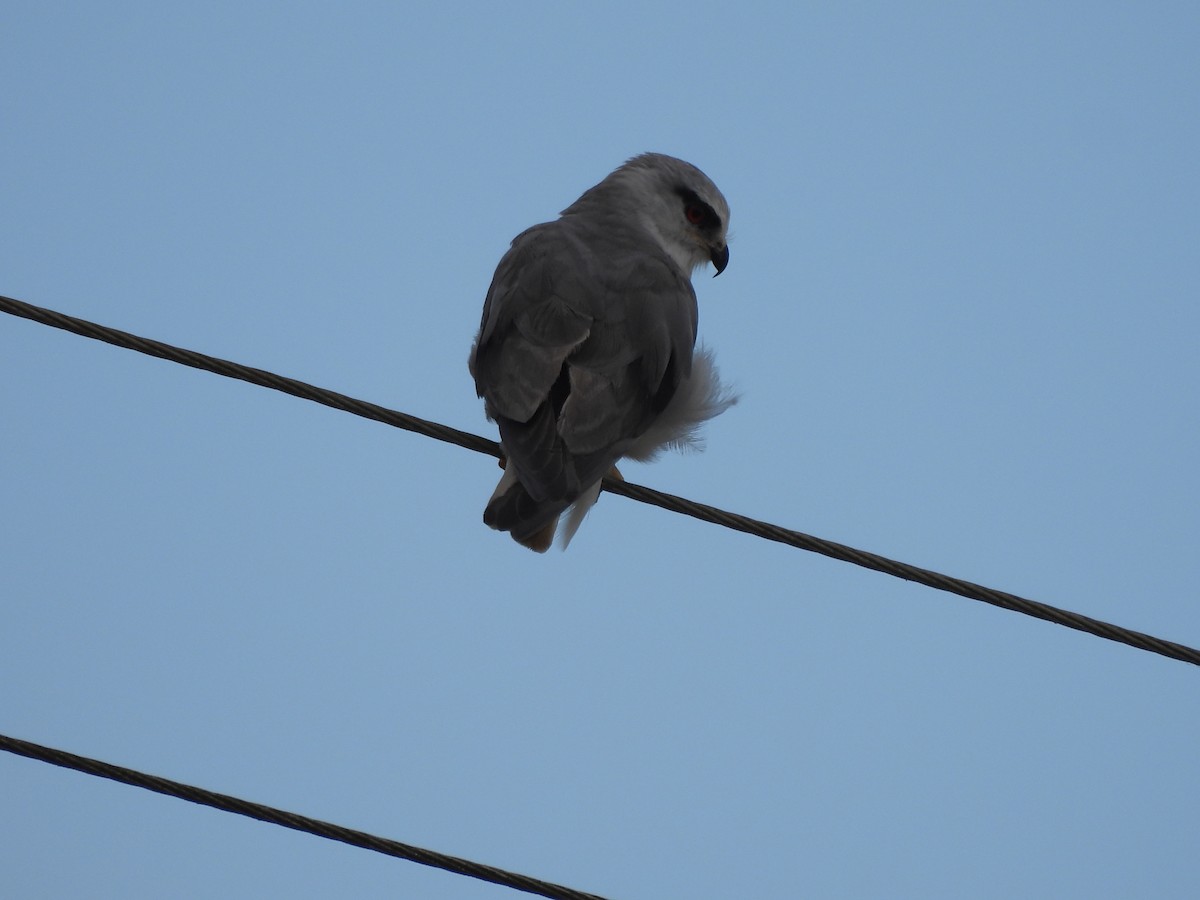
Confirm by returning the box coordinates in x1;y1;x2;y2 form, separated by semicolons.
485;216;694;332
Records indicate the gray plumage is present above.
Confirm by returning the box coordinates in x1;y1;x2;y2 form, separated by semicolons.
469;153;735;551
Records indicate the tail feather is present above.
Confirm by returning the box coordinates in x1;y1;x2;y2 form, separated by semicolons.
516;519;558;553
483;469;568;553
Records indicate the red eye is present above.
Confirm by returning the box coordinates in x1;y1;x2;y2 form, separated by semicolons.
686;204;705;225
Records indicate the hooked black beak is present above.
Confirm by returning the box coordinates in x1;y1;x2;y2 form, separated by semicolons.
710;243;729;277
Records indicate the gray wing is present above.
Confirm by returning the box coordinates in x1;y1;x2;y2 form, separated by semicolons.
470;218;697;534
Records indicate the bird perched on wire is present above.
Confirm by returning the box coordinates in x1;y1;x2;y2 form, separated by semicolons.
469;152;736;552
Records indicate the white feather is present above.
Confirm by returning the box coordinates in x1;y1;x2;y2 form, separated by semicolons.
556;344;736;549
557;480;604;549
625;344;738;461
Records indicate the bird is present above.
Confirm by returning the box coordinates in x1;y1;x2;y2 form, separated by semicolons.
469;152;735;552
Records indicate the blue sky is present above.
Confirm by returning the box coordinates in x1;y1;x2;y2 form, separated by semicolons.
3;3;1198;898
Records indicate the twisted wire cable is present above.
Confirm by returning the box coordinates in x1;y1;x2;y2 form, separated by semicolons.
3;293;1197;667
0;733;611;900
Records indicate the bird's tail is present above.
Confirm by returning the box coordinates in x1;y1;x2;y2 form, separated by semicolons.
484;461;617;553
483;463;564;553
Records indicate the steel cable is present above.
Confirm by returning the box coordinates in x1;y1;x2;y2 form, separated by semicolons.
0;733;611;900
3;293;1197;667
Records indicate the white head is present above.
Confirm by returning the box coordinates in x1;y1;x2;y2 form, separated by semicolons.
563;153;731;277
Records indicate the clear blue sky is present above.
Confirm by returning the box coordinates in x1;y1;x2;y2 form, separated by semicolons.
3;3;1198;898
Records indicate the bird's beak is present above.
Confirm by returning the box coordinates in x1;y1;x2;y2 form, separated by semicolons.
710;243;729;277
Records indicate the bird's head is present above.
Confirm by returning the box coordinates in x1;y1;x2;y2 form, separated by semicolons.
570;153;731;278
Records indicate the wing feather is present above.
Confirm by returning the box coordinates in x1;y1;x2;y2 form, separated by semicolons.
470;216;701;536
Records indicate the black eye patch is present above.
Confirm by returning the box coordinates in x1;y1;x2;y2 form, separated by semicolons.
675;187;722;234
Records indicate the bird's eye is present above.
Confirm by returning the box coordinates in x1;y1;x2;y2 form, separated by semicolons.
686;204;706;225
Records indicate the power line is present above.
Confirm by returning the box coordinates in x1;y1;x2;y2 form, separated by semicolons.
2;293;1198;668
0;732;611;900
0;294;499;458
601;478;1200;664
